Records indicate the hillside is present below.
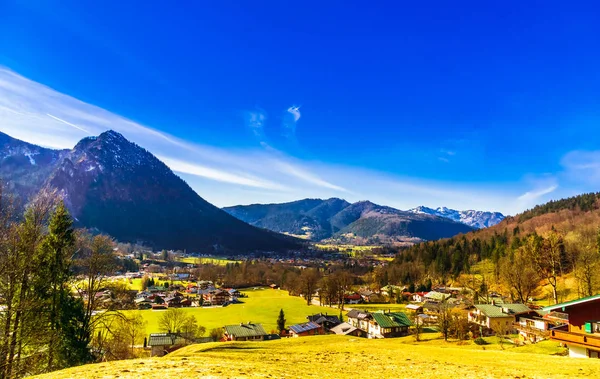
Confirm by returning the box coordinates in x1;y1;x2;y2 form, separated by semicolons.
0;131;301;253
225;199;474;244
33;336;600;379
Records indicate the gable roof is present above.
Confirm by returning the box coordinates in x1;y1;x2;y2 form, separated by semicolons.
542;294;600;312
289;322;321;334
346;309;371;320
148;333;187;346
424;291;451;301
330;322;359;335
307;313;341;325
474;303;531;318
224;323;267;338
371;312;412;328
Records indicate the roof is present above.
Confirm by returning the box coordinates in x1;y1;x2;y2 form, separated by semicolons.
346;309;371;320
406;304;422;311
474;303;531;318
148;333;187;346
289;322;321;334
424;291;451;301
330;322;359;335
224;323;267;338
307;314;341;325
542;294;600;312
371;312;412;328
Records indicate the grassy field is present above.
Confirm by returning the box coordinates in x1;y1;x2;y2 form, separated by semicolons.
350;303;406;312
130;288;339;333
178;256;240;265
34;335;600;379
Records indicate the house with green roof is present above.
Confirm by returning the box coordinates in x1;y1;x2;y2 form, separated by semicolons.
224;323;267;341
468;303;531;333
369;311;412;338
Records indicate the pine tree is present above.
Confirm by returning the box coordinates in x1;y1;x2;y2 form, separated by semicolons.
276;309;286;333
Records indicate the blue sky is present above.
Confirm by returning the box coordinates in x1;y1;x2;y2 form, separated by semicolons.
1;1;599;215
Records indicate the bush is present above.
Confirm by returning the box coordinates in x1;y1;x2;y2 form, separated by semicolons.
474;337;488;345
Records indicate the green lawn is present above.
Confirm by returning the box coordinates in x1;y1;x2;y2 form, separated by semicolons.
130;287;339;334
350;303;407;312
178;257;240;265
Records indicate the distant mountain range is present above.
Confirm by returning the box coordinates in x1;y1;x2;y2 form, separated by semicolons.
224;199;478;244
407;206;505;229
0;131;300;253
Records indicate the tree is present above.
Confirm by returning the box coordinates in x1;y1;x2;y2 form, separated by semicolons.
500;246;539;303
436;299;452;341
569;227;600;297
158;309;204;342
412;311;423;342
299;268;320;305
209;328;224;342
532;231;565;304
276;309;286;333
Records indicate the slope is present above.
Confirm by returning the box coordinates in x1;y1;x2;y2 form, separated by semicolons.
32;336;599;379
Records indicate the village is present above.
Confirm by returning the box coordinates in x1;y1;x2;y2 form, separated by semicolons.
117;268;600;360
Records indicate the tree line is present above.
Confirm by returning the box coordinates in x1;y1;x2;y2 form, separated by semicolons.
0;188;146;378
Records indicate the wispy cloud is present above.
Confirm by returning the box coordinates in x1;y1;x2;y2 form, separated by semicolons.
46;113;90;133
0;66;553;214
518;185;558;202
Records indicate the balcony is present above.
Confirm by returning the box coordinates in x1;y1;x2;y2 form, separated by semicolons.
514;323;549;338
550;328;600;349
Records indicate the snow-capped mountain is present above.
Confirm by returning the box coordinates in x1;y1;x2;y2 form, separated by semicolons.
408;206;505;229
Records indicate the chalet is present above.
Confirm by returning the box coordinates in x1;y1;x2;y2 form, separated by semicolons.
468;303;531;333
203;289;230;306
405;303;423;313
307;313;341;331
269;283;280;290
358;289;375;302
228;289;241;299
289;322;324;337
544;294;600;358
413;292;429;302
424;291;451;303
330;322;366;337
224;323;267;341
148;333;187;357
347;310;412;338
368;311;412;338
134;297;152;310
347;309;372;332
344;293;362;304
514;310;555;343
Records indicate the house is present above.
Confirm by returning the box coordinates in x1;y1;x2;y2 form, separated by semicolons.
544;294;600;358
347;309;373;332
148;333;188;357
405;304;423;313
224;323;267;341
307;313;341;331
289;322;324;337
344;293;362;304
358;289;375;302
330;322;366;337
424;291;451;303
468;303;531;334
134;297;152;310
413;292;429;302
269;283;280;290
203;289;230;306
347;310;412;338
514;310;554;343
368;311;412;338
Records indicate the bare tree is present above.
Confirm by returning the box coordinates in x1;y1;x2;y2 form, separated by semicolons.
500;247;539;303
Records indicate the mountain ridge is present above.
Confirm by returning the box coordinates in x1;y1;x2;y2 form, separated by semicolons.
0;130;301;253
224;198;476;244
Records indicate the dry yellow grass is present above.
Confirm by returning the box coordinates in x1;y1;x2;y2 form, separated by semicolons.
34;335;600;379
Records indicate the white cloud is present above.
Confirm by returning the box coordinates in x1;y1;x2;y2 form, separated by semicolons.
518;185;558;202
0;66;552;215
287;105;301;122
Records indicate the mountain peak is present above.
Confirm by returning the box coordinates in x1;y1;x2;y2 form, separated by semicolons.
408;206;505;229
